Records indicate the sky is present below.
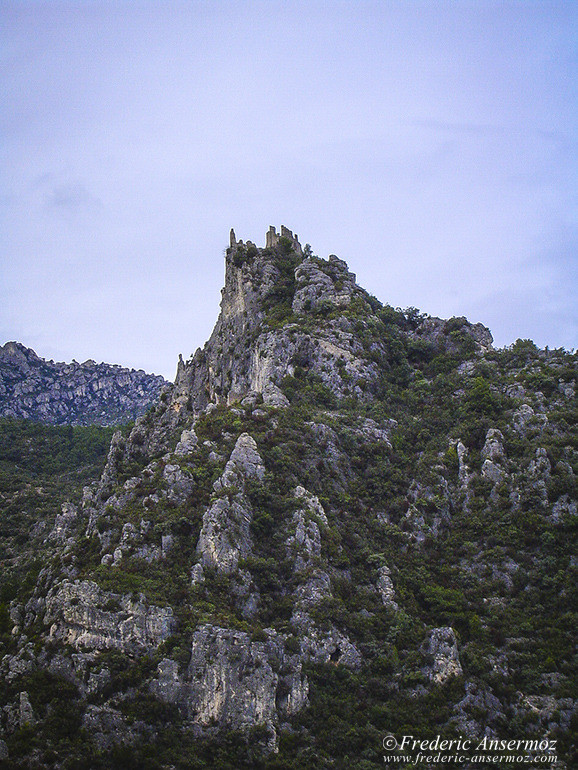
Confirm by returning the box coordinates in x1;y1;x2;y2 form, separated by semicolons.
1;0;576;380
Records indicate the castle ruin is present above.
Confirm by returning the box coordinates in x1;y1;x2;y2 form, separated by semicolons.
265;225;303;255
229;226;303;255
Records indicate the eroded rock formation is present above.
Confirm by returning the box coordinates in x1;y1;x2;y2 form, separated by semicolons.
0;342;167;425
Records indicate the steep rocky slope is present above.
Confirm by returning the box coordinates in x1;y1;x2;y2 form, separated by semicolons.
0;343;167;426
0;227;576;768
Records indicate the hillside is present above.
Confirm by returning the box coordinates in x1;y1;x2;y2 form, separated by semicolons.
0;227;576;769
0;342;167;426
0;419;116;635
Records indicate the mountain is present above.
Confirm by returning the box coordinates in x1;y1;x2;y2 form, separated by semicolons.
0;342;168;426
0;226;576;769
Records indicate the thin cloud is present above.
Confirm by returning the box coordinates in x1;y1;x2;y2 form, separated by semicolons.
412;118;508;136
44;182;103;215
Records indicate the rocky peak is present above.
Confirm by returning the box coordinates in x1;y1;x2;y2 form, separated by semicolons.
0;341;41;369
173;226;367;411
171;226;496;420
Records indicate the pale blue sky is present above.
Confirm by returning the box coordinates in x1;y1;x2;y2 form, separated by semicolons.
1;1;576;379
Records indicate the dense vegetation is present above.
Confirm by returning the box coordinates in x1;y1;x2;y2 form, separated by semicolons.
0;419;116;613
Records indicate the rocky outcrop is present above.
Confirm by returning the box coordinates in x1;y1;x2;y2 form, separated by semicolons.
213;433;265;490
286;486;328;573
150;615;359;740
481;428;507;485
174;427;198;455
151;624;308;745
286;486;332;614
422;627;463;684
171;227;385;413
452;682;505;738
284;486;362;669
376;565;399;611
43;580;175;653
411;316;493;353
195;496;253;575
49;501;78;545
297;623;362;669
82;705;152;752
0;341;167;425
292;255;356;314
196;433;264;575
3;691;36;732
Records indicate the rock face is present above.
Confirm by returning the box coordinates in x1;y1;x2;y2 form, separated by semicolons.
169;227;495;418
3;691;36;732
376;565;399;611
151;624;308;743
423;627;463;684
411;316;493;353
292;255;356;314
171;226;388;412
43;580;175;653
286;486;328;572
196;433;265;574
0;341;167;425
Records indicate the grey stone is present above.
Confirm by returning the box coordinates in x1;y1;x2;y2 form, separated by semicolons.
152;658;183;704
452;682;504;738
292;256;356;314
294;572;332;609
422;627;462;684
161;534;174;557
262;384;290;408
82;704;149;752
410;317;493;353
552;494;577;523
296;618;362;669
213;433;265;492
455;440;471;487
0;341;166;426
286;486;328;572
44;580;175;653
0;648;35;682
512;403;547;434
481;429;505;464
49;501;78;543
174;427;198;455
376;565;399;611
196;496;252;574
240;391;260;409
190;564;205;585
481;459;504;485
4;691;35;732
150;624;309;748
558;379;575;399
162;462;195;503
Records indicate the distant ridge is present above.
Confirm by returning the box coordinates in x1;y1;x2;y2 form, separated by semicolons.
0;341;168;426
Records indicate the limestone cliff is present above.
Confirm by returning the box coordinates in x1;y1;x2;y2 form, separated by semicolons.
0;342;167;425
